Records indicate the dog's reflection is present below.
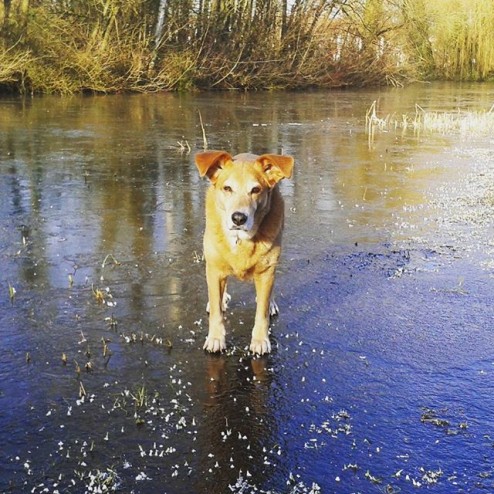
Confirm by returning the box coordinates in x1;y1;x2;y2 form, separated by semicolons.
204;353;271;399
195;353;277;492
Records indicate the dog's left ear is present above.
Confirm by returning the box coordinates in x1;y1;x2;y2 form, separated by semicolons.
258;154;294;186
195;151;233;183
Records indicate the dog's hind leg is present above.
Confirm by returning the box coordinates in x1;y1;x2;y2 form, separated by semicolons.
269;298;279;317
256;296;279;317
206;287;231;313
222;290;232;311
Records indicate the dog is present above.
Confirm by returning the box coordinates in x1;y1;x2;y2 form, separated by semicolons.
195;151;294;354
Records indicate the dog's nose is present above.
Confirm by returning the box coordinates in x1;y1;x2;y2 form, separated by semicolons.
232;212;248;226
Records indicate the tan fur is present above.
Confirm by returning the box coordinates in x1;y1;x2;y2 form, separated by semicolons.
195;150;294;354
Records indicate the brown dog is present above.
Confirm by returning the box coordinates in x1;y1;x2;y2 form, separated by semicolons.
195;151;294;354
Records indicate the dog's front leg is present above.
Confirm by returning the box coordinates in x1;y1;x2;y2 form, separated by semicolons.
204;265;227;352
250;268;276;355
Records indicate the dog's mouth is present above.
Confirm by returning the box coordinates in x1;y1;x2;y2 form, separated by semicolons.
228;225;252;234
227;224;256;241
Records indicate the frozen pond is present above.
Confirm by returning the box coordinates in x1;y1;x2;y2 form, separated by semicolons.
1;83;494;493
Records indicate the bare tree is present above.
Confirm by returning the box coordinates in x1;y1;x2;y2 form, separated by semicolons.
3;0;12;26
154;0;167;50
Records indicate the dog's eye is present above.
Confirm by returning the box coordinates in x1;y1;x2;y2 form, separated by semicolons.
251;186;261;195
223;185;232;193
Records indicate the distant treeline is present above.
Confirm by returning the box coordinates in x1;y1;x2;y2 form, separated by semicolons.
1;0;494;93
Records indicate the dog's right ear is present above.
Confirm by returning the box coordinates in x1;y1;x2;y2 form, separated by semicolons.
195;151;233;183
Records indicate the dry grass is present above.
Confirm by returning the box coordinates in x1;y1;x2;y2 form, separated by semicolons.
1;0;494;93
0;0;412;93
0;45;33;88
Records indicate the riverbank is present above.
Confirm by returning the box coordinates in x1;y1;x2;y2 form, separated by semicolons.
2;0;494;94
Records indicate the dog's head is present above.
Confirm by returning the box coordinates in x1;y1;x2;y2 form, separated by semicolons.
195;151;294;240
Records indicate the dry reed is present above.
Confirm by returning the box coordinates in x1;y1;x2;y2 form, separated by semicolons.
366;100;494;139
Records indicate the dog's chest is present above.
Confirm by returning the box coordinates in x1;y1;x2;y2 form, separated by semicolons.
224;238;276;280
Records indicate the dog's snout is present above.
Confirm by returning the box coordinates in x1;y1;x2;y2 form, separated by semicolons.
231;211;248;226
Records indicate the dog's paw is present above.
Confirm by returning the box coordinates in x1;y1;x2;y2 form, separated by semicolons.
250;337;272;355
222;292;232;311
269;299;279;317
203;336;226;353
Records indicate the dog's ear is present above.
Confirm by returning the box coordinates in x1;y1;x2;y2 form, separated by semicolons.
258;154;294;186
195;151;232;183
